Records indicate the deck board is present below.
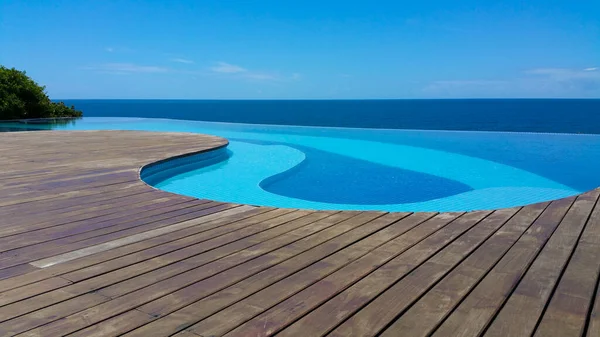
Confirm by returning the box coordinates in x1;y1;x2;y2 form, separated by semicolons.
430;196;575;337
483;190;599;337
333;207;521;337
1;130;599;336
533;192;600;337
378;205;545;337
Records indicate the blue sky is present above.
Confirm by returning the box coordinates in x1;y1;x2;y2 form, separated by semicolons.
1;0;599;99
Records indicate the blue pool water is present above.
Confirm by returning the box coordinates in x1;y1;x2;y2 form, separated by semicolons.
3;117;600;212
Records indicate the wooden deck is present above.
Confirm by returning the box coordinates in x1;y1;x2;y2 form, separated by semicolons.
0;130;599;337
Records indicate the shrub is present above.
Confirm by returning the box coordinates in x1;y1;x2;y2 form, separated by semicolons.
0;66;82;120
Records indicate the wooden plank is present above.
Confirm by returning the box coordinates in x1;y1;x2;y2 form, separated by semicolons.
376;202;548;337
533;193;600;337
58;208;291;282
0;171;143;200
0;199;213;252
2;172;139;198
60;203;234;243
50;201;225;245
0;264;39;282
0;186;188;220
0;166;142;190
588;275;600;337
170;331;199;337
117;212;417;337
60;212;411;337
329;207;525;337
0;190;161;230
0;166;128;188
94;212;356;298
0;184;150;217
137;212;419;316
0;207;272;291
187;212;465;337
0;215;286;332
15;212;378;336
66;311;155;337
65;209;308;286
0;203;238;269
56;209;295;282
0;172;137;196
262;211;490;337
0;277;71;307
482;191;599;337
29;205;245;268
0;179;141;206
0;181;142;208
0;189;185;230
0;196;191;239
428;196;575;337
0;209;307;323
0;294;111;336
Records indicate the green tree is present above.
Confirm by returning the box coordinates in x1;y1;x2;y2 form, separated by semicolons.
0;66;82;120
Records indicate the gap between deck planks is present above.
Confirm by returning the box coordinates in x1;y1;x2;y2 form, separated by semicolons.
0;130;599;337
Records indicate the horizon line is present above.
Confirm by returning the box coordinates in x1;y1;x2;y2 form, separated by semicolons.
53;98;600;101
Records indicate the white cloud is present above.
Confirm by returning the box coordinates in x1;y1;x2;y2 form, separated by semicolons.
526;67;600;81
171;58;194;64
210;62;247;74
104;46;135;53
209;61;300;82
525;67;600;93
428;80;508;87
424;67;600;98
526;68;570;76
423;80;509;94
85;63;168;74
244;73;279;81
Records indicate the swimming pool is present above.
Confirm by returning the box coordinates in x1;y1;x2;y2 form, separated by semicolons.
3;117;600;212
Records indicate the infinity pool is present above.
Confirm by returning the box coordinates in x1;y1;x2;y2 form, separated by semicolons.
4;117;600;212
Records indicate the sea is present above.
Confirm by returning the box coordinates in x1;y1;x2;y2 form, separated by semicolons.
60;99;600;134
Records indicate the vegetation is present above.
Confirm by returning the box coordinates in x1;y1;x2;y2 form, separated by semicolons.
0;66;82;120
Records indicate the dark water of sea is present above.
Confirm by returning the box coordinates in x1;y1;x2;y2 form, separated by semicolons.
59;99;600;134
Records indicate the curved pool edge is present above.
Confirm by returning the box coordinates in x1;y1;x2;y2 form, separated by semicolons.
140;145;232;187
139;131;593;212
134;133;230;192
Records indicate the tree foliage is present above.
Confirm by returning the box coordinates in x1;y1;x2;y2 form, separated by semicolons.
0;66;82;120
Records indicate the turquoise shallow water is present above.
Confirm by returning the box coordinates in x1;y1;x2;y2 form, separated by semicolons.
3;117;600;212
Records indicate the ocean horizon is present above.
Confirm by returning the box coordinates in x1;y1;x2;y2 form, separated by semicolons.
59;99;600;134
